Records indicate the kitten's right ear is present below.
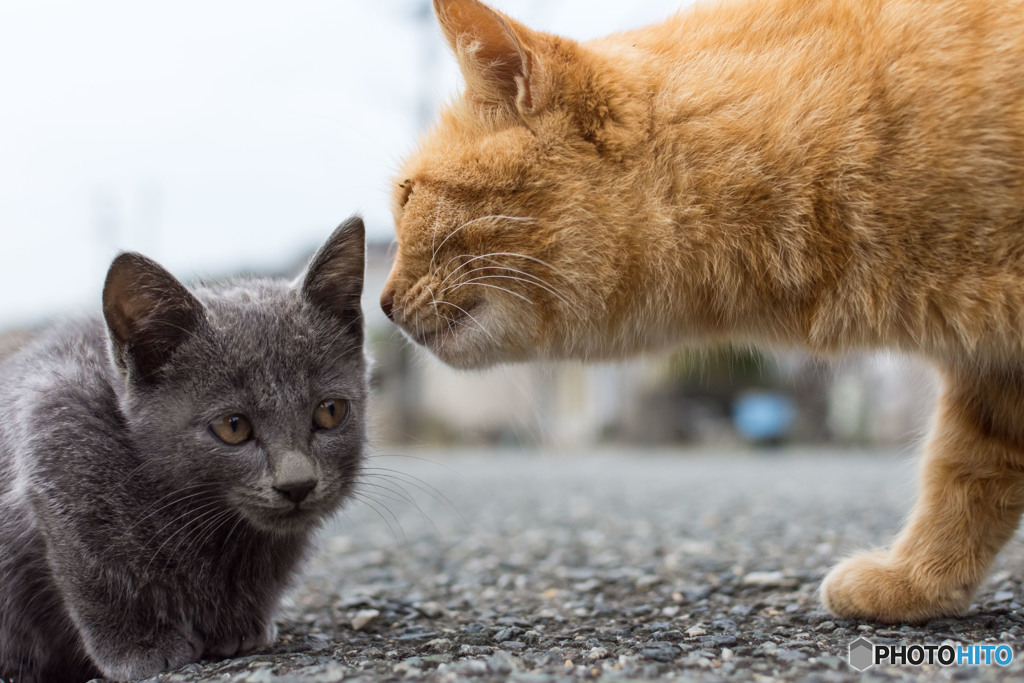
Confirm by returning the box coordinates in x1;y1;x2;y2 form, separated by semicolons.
301;216;366;339
102;253;206;383
433;0;548;114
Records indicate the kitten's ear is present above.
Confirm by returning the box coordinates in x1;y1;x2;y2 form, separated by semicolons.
102;253;206;383
302;216;365;338
434;0;548;114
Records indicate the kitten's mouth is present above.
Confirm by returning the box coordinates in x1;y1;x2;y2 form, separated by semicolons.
240;502;323;533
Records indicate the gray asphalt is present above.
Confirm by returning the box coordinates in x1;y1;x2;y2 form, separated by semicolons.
129;447;1024;682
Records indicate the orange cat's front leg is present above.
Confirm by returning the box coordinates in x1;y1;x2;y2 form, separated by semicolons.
821;367;1024;623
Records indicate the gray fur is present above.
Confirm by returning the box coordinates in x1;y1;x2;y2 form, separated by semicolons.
0;217;367;682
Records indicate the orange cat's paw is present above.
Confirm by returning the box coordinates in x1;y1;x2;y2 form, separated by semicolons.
820;551;972;624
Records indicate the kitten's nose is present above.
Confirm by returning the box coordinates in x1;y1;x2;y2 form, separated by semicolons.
273;450;317;505
380;287;395;320
273;479;317;505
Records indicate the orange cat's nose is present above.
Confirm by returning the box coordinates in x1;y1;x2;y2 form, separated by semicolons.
380;288;395;320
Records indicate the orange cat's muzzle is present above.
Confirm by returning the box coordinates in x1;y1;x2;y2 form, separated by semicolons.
380;286;396;320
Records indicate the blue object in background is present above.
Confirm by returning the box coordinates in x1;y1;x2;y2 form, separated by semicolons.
733;392;796;443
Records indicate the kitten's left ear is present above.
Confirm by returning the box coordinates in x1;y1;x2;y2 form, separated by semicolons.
103;253;206;383
302;216;365;337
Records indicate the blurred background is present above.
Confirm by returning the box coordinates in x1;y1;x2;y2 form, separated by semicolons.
0;0;938;450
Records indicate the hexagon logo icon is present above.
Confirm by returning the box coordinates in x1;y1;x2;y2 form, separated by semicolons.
848;637;875;671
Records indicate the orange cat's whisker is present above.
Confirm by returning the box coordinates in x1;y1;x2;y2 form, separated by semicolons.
428;216;539;269
457;266;574;307
429;190;447;261
436;299;498;344
449;279;536;305
424;283;441;317
450;272;572;307
475;251;560;273
434;249;557;295
435;253;485;288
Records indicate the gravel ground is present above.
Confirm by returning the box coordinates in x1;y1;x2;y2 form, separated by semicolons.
122;447;1023;682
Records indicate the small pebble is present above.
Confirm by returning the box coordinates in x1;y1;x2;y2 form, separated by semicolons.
425;638;453;653
414;601;445;618
350;609;379;631
742;571;786;586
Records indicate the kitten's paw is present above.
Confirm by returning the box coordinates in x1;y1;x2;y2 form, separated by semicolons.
96;630;202;682
241;620;278;653
821;550;972;624
206;621;278;658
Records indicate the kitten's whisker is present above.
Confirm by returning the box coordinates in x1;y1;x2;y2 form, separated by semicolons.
116;459;155;487
125;485;219;532
142;500;225;576
142;498;222;544
366;452;460;472
353;481;419;509
355;474;423;505
360;465;467;528
165;507;235;573
349;493;407;546
161;508;237;577
129;480;217;509
220;513;247;552
355;478;446;539
166;512;232;569
191;509;238;556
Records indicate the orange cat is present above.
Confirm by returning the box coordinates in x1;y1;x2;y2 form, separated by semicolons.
381;0;1024;623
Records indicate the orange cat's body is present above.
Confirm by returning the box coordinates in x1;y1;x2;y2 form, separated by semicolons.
383;0;1024;623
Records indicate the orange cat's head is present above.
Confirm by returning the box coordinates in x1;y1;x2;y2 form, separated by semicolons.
382;0;650;369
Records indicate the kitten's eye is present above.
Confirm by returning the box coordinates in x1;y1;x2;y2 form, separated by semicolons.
313;399;349;430
210;414;253;445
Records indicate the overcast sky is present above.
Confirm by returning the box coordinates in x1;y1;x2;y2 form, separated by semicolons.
0;0;691;327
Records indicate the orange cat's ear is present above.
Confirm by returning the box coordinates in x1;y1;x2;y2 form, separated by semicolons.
433;0;546;114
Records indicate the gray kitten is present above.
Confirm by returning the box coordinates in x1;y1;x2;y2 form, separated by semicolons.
0;217;367;682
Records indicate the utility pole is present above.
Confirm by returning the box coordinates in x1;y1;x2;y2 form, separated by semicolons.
414;0;438;131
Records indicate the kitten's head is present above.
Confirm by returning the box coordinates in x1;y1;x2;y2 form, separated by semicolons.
383;0;649;368
102;217;367;535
